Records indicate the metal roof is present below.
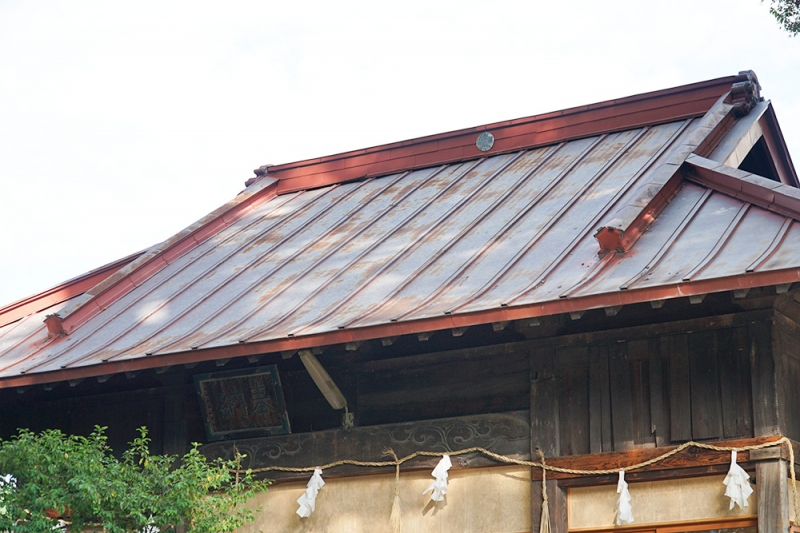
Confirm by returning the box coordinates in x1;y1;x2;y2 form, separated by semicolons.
1;72;799;388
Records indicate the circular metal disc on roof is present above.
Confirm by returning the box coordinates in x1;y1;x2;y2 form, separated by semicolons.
476;131;494;152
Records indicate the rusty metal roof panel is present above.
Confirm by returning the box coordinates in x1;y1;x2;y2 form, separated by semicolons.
2;84;800;386
760;221;800;270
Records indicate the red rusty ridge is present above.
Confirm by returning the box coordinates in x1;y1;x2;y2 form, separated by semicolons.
44;75;748;340
2;265;798;390
0;251;145;329
268;75;744;195
685;155;800;220
57;180;280;334
594;170;686;255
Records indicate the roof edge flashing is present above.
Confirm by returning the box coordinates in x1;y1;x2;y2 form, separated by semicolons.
56;177;280;335
3;267;798;390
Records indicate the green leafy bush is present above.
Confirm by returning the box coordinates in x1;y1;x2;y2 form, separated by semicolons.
0;427;269;533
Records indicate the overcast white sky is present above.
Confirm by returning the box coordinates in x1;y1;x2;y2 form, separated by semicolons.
1;0;798;306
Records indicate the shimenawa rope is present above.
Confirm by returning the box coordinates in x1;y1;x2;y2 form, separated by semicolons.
234;437;799;528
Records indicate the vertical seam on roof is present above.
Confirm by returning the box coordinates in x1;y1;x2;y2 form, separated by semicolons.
558;253;617;299
0;313;30;344
555;120;699;299
45;191;307;367
100;177;386;361
231;158;497;343
0;320;47;375
505;126;668;305
166;167;435;352
185;165;444;349
450;128;653;312
288;149;546;336
21;189;335;373
546;120;696;299
619;188;714;290
339;142;572;329
20;188;308;373
411;135;611;317
55;179;281;334
681;203;751;281
747;218;794;272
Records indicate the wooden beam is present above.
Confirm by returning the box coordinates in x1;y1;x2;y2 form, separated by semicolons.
528;309;770;350
530;436;782;481
555;462;746;488
756;459;790;533
201;410;531;482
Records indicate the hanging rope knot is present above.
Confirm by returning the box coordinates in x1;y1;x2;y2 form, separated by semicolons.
537;448;551;533
381;448;402;533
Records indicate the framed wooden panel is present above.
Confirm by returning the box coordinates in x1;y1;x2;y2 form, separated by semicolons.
194;365;290;441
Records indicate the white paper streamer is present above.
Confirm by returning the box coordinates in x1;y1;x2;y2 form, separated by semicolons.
423;454;452;502
615;470;634;525
296;468;325;518
723;451;753;510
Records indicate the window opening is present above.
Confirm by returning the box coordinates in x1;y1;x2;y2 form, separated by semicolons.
739;137;779;183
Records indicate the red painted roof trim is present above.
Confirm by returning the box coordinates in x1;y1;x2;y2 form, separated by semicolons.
0;252;145;329
268;75;745;195
48;76;750;339
684;155;800;220
3;266;797;389
56;180;280;335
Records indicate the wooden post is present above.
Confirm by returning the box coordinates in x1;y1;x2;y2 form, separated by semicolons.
531;347;559;457
751;320;781;436
531;477;567;533
756;459;789;533
163;390;187;456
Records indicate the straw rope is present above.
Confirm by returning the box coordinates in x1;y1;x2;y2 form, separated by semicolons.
537;448;551;533
235;436;799;524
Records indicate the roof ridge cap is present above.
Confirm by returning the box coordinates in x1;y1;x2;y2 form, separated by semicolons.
684;154;800;220
593;71;764;254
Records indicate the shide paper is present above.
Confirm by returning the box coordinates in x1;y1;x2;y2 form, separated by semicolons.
423;455;452;502
615;470;634;526
723;451;753;510
297;468;325;518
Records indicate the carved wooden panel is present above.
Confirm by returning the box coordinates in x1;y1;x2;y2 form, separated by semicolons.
194;366;290;441
202;410;530;480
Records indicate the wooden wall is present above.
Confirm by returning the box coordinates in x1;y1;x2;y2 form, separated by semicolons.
531;323;758;457
2;307;789;462
774;292;800;442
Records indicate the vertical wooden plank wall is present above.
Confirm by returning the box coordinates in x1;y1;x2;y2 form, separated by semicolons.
752;319;781;436
531;346;559;457
531;324;760;459
669;334;692;441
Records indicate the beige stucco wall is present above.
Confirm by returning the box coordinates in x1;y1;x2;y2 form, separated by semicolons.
238;465;531;533
568;474;757;530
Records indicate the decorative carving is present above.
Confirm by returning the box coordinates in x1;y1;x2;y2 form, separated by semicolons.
730;71;762;118
193;365;290;441
202;410;530;480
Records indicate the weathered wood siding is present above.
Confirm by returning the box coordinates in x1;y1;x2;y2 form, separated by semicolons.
357;343;530;426
532;317;768;457
1;309;784;464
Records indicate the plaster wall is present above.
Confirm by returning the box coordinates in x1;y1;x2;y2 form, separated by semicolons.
568;474;757;530
238;465;531;533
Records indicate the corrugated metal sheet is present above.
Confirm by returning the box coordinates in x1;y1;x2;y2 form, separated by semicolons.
1;117;799;382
